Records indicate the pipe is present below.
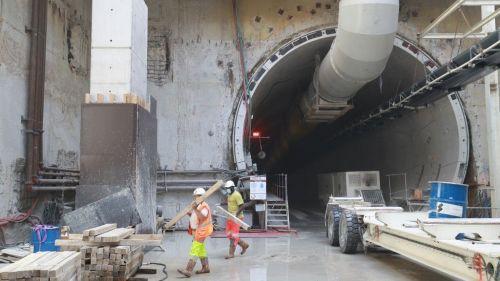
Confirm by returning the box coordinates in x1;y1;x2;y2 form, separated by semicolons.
38;171;80;177
25;0;48;191
31;186;76;191
312;0;399;102
35;178;79;185
157;179;218;186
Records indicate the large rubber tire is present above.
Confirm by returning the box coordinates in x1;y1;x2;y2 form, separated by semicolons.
327;207;341;246
339;209;361;254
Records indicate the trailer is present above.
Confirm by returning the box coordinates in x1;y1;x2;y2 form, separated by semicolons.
325;196;500;281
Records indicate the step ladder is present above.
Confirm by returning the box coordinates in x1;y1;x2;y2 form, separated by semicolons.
265;200;290;230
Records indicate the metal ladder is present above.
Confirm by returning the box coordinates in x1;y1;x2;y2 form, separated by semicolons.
265;200;290;229
265;174;290;230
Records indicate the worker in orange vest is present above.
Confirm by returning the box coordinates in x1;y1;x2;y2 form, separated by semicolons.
177;188;213;277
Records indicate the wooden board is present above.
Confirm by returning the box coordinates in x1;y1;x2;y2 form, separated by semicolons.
0;248;30;258
94;228;135;243
55;234;162;247
0;251;81;280
83;223;117;240
163;180;224;229
216;205;250;230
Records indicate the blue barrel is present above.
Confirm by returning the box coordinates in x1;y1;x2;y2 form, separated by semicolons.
32;225;60;252
428;181;468;218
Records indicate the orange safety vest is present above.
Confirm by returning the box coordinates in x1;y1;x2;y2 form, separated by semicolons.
193;202;213;241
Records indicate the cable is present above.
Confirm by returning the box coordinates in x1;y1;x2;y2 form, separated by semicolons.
144;262;168;280
0;197;39;227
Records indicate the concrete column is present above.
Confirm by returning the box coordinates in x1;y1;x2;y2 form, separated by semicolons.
481;6;500;217
89;0;149;107
73;0;157;233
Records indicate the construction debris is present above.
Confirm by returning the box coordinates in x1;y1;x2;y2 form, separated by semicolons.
0;251;81;280
62;189;142;233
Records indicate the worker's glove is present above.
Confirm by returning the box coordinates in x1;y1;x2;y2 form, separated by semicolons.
191;202;199;210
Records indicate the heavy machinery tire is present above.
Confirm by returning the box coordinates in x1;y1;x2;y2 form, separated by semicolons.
327;207;341;246
326;212;330;238
339;209;361;254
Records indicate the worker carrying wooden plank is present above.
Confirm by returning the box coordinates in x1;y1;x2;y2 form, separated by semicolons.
224;180;253;259
177;187;213;278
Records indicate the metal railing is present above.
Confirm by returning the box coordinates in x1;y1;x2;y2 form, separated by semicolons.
267;174;288;202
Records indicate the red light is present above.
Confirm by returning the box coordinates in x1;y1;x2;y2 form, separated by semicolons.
252;132;260;138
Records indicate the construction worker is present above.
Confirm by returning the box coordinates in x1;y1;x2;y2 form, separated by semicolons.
177;187;213;277
224;180;251;259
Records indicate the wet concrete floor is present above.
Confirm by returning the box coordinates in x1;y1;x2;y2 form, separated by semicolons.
143;209;453;281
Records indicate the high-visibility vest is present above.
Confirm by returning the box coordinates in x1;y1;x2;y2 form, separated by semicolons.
194;202;213;241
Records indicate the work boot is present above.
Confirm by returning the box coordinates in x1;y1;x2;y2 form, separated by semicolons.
177;259;196;277
225;241;236;259
238;240;249;255
195;257;210;274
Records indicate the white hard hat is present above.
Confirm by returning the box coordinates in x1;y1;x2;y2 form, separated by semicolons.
224;180;235;188
193;187;206;196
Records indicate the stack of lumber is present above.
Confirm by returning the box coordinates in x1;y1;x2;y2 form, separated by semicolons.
56;225;162;251
55;224;161;281
80;245;143;280
0;251;81;281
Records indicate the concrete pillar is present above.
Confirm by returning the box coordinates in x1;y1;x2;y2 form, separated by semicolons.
89;0;149;107
481;6;500;217
75;0;157;233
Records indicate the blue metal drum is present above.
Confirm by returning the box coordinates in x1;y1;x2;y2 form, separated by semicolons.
32;225;61;252
428;181;468;218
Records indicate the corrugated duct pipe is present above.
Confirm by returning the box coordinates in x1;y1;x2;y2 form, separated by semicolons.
310;0;399;102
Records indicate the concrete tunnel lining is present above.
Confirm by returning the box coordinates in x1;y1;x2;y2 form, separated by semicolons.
231;27;469;198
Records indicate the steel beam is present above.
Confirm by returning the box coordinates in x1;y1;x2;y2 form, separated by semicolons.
463;7;500;38
422;32;487;39
463;0;500;5
419;0;465;38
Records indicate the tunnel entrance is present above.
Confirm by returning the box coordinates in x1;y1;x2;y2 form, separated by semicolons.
232;27;469;209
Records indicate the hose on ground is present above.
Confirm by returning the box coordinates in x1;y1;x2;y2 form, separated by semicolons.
145;262;168;280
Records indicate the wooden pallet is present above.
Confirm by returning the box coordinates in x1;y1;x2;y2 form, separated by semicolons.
0;251;81;281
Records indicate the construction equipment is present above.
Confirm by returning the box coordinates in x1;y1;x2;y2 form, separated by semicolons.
324;195;500;280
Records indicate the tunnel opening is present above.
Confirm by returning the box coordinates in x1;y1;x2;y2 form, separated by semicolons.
232;27;468;211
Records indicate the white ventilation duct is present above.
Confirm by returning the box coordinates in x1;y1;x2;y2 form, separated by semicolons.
302;0;399;121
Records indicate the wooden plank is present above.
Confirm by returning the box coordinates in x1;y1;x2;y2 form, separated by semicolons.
83;224;117;239
55;237;161;247
38;252;76;277
46;252;80;278
95;228;135;243
216;205;250;230
22;251;61;278
0;252;46;279
0;248;30;258
55;234;163;249
164;180;224;229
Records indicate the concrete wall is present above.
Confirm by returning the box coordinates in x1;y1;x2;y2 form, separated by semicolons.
0;0;31;216
0;0;90;217
44;0;90;169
